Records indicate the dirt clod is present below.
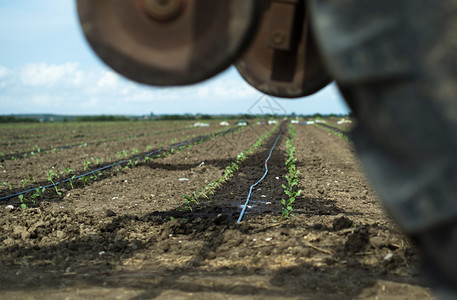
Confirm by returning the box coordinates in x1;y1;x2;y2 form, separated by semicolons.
333;216;353;231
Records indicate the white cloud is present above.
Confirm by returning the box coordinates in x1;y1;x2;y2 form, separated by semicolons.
20;62;80;87
197;86;210;98
1;62;349;115
97;71;119;88
81;97;101;108
0;66;9;79
125;90;156;103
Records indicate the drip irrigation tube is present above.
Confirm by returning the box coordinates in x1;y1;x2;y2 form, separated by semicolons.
237;128;283;223
0;126;240;202
0;125;196;161
315;123;351;141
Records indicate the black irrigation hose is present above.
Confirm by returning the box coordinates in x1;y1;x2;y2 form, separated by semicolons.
0;126;240;202
316;123;352;141
0;125;196;161
237;125;284;223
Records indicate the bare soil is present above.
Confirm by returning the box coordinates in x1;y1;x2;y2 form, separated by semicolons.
0;121;435;299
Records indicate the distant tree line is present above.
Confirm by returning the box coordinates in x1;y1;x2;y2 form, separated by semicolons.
0;112;352;123
0;116;39;123
75;115;130;122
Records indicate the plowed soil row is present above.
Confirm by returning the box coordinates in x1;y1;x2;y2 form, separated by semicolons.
0;124;230;190
0;122;434;299
0;121;192;151
0;122;194;159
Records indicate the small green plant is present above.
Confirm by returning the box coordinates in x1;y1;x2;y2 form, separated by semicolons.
83;160;92;171
79;175;89;186
18;194;27;209
47;170;62;196
182;192;200;211
69;175;76;189
20;178;30;188
93;157;104;165
30;187;45;202
199;189;209;199
3;182;14;191
127;159;139;168
28;174;37;183
34;144;41;153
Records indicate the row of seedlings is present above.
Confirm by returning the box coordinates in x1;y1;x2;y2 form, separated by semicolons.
0;121;204;161
314;123;351;142
279;123;302;220
1;125;249;208
181;123;280;211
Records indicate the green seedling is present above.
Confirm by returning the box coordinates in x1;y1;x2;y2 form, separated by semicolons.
127;159;139;168
30;187;45;202
79;176;89;187
93;157;104;165
83;160;92;171
47;170;62;196
182;192;200;211
3;182;14;191
69;175;76;189
199;189;209;199
34;144;41;153
28;174;37;183
18;194;27;209
20;178;30;188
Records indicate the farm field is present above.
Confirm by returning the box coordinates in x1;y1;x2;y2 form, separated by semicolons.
0;119;434;299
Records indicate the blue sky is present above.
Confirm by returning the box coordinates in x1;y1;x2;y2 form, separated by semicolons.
0;1;350;116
